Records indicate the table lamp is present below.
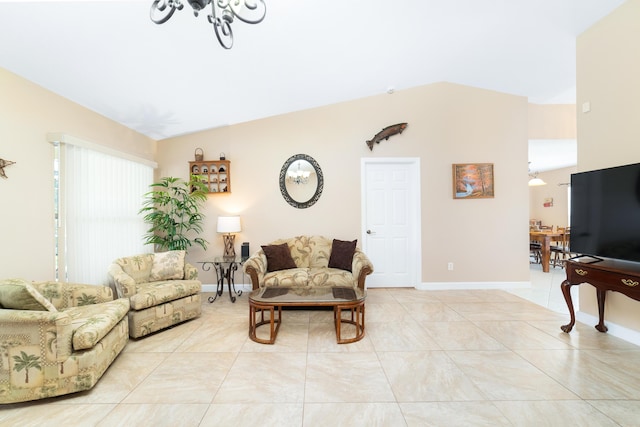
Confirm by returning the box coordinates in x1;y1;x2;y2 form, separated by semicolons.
217;216;241;258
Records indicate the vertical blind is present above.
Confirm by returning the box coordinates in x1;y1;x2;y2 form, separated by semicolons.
57;142;153;285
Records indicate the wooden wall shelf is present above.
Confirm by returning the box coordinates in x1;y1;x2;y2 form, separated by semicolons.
189;160;231;193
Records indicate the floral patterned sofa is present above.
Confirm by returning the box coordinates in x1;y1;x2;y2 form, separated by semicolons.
243;236;374;290
0;278;129;404
108;250;202;339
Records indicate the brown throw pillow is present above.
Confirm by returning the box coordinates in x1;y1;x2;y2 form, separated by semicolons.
328;239;357;272
261;243;297;272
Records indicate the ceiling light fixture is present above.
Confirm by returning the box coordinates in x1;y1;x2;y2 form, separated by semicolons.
150;0;266;49
528;162;546;186
528;172;547;186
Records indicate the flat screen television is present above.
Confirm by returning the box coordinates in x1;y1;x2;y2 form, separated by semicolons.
570;162;640;263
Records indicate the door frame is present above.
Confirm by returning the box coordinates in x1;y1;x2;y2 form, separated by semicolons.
360;157;422;288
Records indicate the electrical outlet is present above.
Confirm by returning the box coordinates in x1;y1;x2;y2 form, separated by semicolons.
447;262;454;271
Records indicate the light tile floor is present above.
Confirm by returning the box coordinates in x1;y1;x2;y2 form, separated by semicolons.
3;266;640;426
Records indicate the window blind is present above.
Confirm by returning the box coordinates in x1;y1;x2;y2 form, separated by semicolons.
55;141;153;285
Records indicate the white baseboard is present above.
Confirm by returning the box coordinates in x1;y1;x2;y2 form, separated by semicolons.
576;311;640;346
202;283;252;293
416;281;530;291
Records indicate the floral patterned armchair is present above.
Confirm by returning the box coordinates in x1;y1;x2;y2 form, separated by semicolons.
107;250;202;339
0;278;129;404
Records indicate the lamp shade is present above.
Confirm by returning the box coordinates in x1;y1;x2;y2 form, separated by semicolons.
528;177;547;186
217;216;241;233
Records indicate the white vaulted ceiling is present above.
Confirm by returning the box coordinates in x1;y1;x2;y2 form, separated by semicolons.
0;0;626;141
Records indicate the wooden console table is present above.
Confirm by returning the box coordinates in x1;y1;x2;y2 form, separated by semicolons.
561;258;640;333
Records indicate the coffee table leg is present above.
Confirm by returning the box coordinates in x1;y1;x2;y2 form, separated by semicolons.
335;301;365;344
249;302;281;344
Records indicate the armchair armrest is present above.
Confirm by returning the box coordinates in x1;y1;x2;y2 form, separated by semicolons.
243;251;267;290
352;249;374;290
107;263;137;299
0;309;73;362
184;263;199;280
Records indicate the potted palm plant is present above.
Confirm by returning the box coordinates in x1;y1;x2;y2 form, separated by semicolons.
140;175;208;252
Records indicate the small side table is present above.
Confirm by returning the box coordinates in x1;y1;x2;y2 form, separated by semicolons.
199;256;246;303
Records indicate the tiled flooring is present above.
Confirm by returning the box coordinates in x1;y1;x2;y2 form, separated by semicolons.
3;267;640;426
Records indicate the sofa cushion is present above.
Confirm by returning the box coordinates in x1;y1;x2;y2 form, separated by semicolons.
309;268;356;287
328;239;357;272
150;250;186;281
115;253;154;284
0;278;58;312
64;298;130;350
261;243;297;272
307;236;332;268
129;280;201;311
281;236;331;268
263;268;309;287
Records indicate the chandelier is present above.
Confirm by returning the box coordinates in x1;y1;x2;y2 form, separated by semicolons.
287;162;311;185
150;0;266;49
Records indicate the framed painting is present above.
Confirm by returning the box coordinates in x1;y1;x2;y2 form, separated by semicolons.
452;163;494;199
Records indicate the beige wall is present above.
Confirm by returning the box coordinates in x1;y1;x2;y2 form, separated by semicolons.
577;0;640;330
0;68;156;280
528;104;576;139
529;166;576;227
157;82;531;286
1;71;533;288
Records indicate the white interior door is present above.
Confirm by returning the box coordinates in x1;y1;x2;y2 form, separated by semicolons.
361;158;420;288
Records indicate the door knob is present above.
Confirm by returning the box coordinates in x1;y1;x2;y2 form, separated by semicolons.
366;229;374;234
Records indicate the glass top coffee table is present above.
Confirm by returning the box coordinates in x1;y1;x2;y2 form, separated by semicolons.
248;286;366;344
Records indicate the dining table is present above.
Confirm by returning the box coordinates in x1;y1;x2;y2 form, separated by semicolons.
529;230;565;273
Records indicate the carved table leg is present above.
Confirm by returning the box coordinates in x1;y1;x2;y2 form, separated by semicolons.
225;265;236;303
208;263;225;303
226;262;242;303
560;280;576;332
595;289;609;332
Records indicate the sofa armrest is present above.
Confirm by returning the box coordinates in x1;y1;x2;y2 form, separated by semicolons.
243;251;267;290
0;309;73;362
352;249;374;290
107;263;137;299
184;262;199;280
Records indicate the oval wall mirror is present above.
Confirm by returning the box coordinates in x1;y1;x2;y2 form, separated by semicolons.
279;154;324;209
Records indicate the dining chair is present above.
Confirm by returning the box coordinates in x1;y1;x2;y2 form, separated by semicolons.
530;241;542;264
551;227;570;268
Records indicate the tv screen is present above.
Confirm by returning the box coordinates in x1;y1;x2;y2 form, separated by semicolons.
570;162;640;263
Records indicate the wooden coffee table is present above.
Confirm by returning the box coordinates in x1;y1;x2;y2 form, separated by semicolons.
248;286;366;344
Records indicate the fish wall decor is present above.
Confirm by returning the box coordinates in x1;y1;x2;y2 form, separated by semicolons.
366;123;408;151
